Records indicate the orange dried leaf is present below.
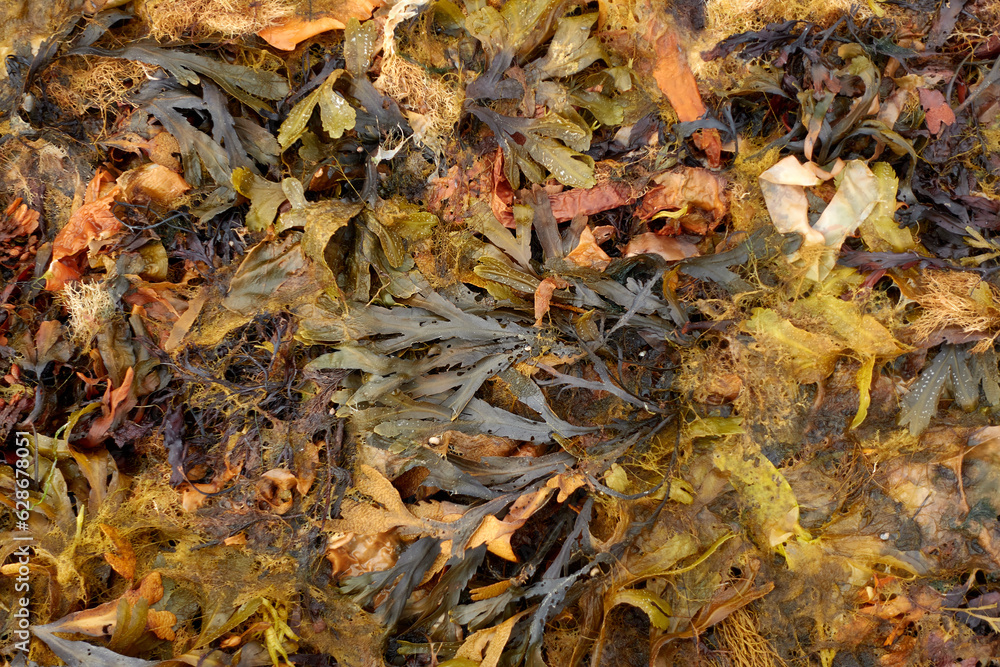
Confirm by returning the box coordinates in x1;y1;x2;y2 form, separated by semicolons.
624;233;700;261
258;0;383;50
469;515;519;562
47;169;123;290
468;488;554;562
491;150;515;228
146;609;177;641
32;320;68;368
565;226;612;270
131;571;165;605
545;472;586;503
331;465;429;534
548;181;634;222
326;530;402;579
103;130;183;172
259;16;346;50
692;129;723;169
1;198;40;238
918;87;956;136
534;276;569;327
631;1;721;166
85;366;136;447
100;523;136;580
635;169;727;227
437;431;519;461
164;289;208;353
129;573;176;641
46;259;83;291
469;580;513;601
180;454;244;511
645;20;705;121
256;468;298;514
117;164;190;207
224;532;248;546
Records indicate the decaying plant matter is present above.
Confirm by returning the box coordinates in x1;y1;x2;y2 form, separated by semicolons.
2;0;1000;666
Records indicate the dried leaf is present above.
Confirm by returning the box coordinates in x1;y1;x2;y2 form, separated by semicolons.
259;0;384;50
116;164;189;207
565;226;612;270
333;465;430;535
85;366;136;447
624;233;699;261
644;15;704;121
256;469;298;514
260;17;348;50
180;450;244;511
918;87;957;136
16;320;73;374
548;180;633;222
145;609;176;641
635;169;727;227
467;491;550;561
100;524;136;580
454;610;530;667
545;472;586;503
47;169;122;290
635;3;721;165
534;276;569;327
0;197;40;240
760;156;878;281
326;531;402;579
163;289;207;354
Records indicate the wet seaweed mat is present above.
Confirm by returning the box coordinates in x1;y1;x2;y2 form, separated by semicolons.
1;0;1000;666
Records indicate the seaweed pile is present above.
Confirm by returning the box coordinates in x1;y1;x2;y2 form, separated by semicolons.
2;0;1000;665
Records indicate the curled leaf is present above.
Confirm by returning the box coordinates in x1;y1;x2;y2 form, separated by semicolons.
117;164;189;207
256;469;298;514
760;156;878;281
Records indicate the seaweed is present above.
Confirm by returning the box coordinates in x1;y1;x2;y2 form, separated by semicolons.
10;2;1000;667
898;345;979;435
